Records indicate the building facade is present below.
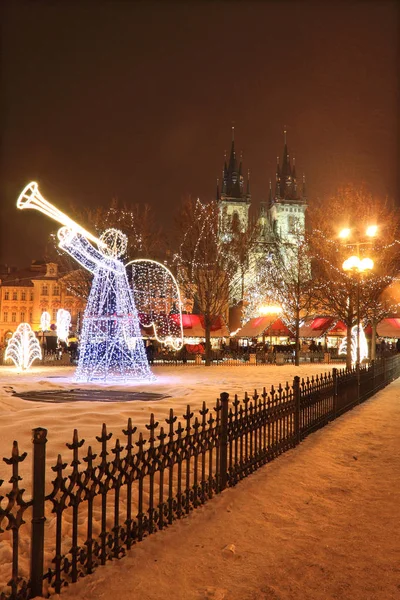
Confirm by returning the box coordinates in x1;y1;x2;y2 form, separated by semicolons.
0;261;86;343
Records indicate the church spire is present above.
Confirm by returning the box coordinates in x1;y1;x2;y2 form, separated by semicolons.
221;126;242;198
246;169;250;196
275;156;281;199
268;179;273;207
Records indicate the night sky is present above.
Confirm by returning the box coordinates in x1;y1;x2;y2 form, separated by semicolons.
1;1;399;267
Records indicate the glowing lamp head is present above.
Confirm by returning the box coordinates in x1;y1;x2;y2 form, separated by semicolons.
339;228;351;239
99;228;128;258
359;257;374;271
366;225;378;237
342;256;359;271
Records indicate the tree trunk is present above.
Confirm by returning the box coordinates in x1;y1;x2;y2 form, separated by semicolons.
205;321;211;366
294;308;300;366
346;323;352;370
371;320;377;361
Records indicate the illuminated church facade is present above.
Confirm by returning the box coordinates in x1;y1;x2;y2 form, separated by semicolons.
217;128;308;306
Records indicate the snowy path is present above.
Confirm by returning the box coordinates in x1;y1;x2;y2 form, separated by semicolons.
54;377;400;600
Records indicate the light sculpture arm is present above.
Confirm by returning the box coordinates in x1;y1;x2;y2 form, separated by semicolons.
58;227;117;274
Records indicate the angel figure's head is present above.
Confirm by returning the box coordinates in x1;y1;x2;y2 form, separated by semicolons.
99;228;128;258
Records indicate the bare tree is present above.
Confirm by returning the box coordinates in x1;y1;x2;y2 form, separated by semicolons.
310;185;400;368
174;198;237;365
266;232;314;365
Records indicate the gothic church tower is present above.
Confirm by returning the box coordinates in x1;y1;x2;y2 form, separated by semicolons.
217;127;251;239
268;129;307;244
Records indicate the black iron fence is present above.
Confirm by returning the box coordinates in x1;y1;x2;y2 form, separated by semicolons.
1;355;400;600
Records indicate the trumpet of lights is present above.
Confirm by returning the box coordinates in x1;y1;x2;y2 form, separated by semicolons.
17;181;107;248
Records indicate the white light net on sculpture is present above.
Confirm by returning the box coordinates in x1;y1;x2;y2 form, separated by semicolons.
129;259;184;350
56;309;71;344
339;324;369;363
5;323;42;370
40;311;51;331
58;226;154;383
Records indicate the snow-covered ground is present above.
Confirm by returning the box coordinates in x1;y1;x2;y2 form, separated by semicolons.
8;360;387;600
0;363;341;474
50;373;400;600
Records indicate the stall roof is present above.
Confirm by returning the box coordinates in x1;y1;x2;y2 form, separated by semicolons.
140;314;229;339
299;317;334;338
377;318;400;338
235;317;293;338
327;320;347;336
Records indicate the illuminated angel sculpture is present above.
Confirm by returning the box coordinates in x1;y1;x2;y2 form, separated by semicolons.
17;182;183;383
57;226;154;382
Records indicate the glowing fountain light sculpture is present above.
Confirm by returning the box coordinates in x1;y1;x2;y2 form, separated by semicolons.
40;311;51;332
56;309;71;343
5;323;42;371
339;324;369;364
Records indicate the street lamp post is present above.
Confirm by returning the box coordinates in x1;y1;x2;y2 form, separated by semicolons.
341;226;376;366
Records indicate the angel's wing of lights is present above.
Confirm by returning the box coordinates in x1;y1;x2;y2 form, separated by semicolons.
127;259;184;350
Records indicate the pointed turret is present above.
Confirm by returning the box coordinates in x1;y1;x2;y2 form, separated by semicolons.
221;126;242;198
268;179;273;208
216;127;251;241
302;173;307;198
280;128;293;198
246;169;250;197
275;156;281;198
292;157;297;196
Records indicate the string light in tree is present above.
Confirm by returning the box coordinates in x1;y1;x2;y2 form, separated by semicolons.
56;308;71;344
339;324;369;363
5;323;42;371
